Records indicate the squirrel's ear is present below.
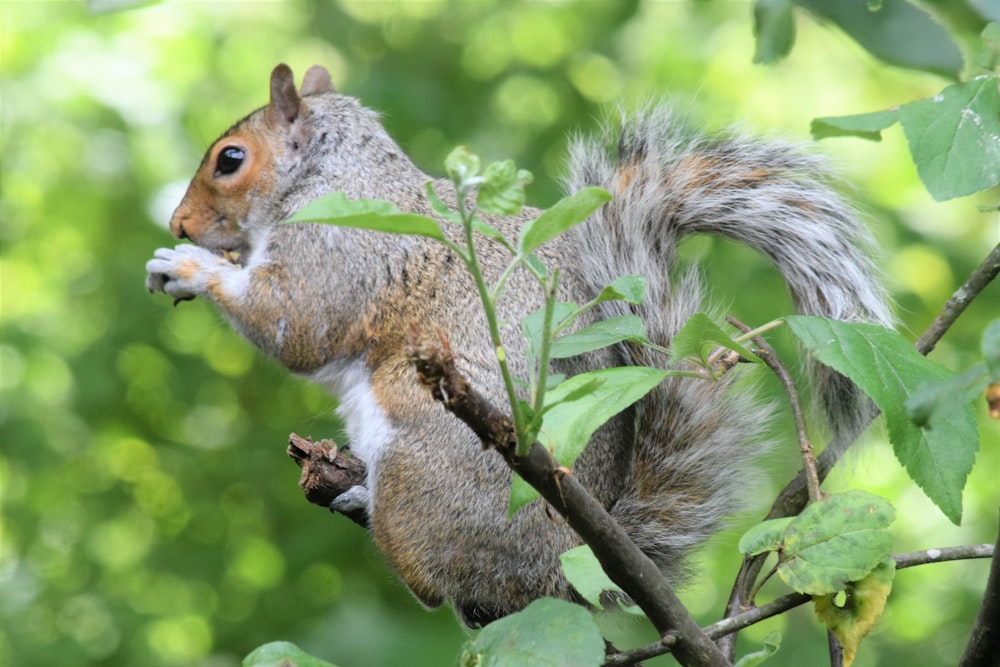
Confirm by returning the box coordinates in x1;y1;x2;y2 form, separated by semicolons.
269;63;302;125
301;65;335;96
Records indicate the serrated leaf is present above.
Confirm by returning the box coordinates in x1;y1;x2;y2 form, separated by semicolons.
906;365;990;427
519;187;611;254
477;160;531;216
898;76;1000;201
670;313;760;365
753;0;796;65
786;316;978;524
738;517;796;556
778;491;895;595
814;560;895;667
459;598;604;667
798;0;963;79
287;193;445;240
560;545;623;608
811;109;899;141
549;315;648;359
243;641;339;667
594;274;646;306
510;367;668;514
983;319;1000;377
734;631;782;667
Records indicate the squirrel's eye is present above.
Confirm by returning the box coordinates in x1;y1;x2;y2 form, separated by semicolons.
215;146;246;176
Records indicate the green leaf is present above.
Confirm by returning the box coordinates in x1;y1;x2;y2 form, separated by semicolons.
510;366;668;514
519;187;611;255
898;76;1000;200
811;109;899;142
982;319;1000;377
445;146;481;183
560;545;622;607
593;274;646;306
753;0;796;65
814;560;895;667
738;517;796;556
522;303;576;358
508;476;540;517
906;364;990;427
734;631;782;667
243;641;339;667
477;160;532;216
974;22;1000;71
286;192;445;240
459;598;604;667
797;0;963;79
786;316;978;524
538;367;668;464
549;315;648;359
425;182;462;224
777;491;895;596
670;313;760;365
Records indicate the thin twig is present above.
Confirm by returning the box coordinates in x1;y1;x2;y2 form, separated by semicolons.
916;241;1000;355
728;316;822;503
608;543;995;666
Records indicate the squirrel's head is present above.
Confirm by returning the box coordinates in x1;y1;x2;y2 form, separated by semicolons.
169;63;336;262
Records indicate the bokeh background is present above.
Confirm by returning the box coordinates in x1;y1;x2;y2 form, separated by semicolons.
2;1;998;665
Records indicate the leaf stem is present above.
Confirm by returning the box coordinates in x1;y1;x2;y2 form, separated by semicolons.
528;271;559;453
455;184;526;441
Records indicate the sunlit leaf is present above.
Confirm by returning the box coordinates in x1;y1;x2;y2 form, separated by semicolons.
518;187;611;254
811;108;899;141
814;560;895;667
670;313;759;365
778;491;895;595
738;517;795;556
549;315;647;359
898;76;1000;201
787;316;977;524
287;192;445;240
459;598;604;667
477;160;532;216
243;641;339;667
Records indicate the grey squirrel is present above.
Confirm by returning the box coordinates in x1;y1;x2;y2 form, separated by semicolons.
146;63;892;626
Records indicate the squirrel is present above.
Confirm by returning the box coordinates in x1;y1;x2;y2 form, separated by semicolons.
146;63;892;626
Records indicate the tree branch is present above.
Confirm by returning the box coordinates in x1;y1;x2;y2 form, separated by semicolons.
960;511;1000;667
916;241;1000;356
406;331;733;667
287;433;370;528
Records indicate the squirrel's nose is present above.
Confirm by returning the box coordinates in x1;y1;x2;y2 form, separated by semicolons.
169;213;191;240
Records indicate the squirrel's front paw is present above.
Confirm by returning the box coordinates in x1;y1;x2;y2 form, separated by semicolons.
146;245;230;302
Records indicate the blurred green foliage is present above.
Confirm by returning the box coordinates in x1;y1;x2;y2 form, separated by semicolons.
1;1;997;666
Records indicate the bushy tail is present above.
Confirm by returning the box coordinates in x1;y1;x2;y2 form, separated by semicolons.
563;106;892;580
